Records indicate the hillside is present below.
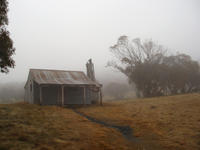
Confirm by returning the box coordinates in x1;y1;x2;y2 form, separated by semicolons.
0;103;131;150
0;94;200;150
78;93;200;150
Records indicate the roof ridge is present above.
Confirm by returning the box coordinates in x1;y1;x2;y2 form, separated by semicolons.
30;68;84;73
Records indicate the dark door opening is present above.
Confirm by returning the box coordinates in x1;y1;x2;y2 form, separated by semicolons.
64;87;83;104
42;85;59;105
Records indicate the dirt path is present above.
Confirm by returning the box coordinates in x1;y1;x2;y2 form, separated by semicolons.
72;109;149;149
73;109;138;141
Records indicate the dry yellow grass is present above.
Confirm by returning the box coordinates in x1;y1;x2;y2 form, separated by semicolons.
1;94;200;150
0;103;132;150
78;93;200;150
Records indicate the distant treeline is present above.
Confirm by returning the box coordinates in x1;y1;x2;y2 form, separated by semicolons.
108;36;200;97
0;82;24;103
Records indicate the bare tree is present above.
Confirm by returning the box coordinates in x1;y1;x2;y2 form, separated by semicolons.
107;36;166;97
108;36;165;69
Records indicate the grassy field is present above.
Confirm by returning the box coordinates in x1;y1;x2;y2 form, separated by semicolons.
78;93;200;150
0;103;133;150
0;94;200;150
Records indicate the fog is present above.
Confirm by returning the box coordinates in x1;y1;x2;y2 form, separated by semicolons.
0;0;200;100
0;82;24;103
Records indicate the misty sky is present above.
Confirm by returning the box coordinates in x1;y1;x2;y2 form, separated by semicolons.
0;0;200;83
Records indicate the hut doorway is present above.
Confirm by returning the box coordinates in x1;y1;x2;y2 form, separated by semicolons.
42;85;59;105
64;87;84;104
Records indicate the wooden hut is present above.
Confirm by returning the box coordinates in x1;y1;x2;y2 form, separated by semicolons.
24;60;102;105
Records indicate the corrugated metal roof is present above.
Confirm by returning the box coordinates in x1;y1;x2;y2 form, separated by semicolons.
29;69;101;87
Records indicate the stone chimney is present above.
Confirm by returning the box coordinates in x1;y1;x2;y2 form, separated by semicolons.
86;59;96;81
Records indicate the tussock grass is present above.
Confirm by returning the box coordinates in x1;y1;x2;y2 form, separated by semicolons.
0;103;131;150
1;93;200;150
78;93;200;150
